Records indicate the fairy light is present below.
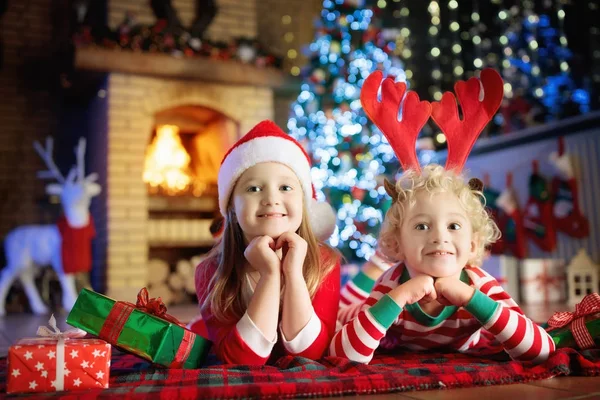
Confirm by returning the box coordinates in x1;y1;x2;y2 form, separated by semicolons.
281;14;299;76
449;0;463;78
523;1;543;98
496;1;513;98
555;0;570;73
427;1;442;100
396;9;414;86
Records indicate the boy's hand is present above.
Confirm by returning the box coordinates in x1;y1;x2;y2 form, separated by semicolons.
276;231;307;279
389;275;436;308
244;235;281;276
434;277;475;307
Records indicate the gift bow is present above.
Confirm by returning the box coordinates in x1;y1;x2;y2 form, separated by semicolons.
37;315;87;391
547;293;600;349
134;287;184;327
37;314;87;339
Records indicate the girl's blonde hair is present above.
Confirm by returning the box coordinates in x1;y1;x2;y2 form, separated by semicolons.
200;200;338;323
379;164;500;266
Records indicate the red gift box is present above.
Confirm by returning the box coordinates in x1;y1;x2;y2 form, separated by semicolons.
7;315;111;394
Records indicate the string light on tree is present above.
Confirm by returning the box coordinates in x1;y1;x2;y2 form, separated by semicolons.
491;0;591;132
288;0;405;262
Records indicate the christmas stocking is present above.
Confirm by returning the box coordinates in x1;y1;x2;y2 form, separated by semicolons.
523;161;557;252
495;179;527;259
549;147;590;239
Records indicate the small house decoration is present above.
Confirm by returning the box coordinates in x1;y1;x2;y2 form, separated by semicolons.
566;249;599;304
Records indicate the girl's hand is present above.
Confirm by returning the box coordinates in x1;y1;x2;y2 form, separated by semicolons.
434;277;475;307
244;235;281;275
276;232;308;279
389;275;436;308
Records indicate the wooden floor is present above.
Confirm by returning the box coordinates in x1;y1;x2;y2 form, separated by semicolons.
1;302;599;399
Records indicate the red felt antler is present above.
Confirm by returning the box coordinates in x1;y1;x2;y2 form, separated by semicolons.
360;71;431;172
431;68;504;172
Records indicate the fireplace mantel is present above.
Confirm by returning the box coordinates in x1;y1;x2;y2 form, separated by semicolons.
75;47;293;88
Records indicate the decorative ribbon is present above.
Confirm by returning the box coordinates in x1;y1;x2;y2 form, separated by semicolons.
522;261;565;303
98;287;195;368
547;293;600;349
37;315;87;391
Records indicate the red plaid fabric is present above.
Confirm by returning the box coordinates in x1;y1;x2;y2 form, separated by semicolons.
548;293;600;349
1;335;599;399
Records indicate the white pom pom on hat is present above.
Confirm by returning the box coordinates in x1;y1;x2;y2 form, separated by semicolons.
218;120;336;240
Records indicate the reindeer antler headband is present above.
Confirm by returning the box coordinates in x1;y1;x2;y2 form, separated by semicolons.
360;68;503;197
361;68;503;173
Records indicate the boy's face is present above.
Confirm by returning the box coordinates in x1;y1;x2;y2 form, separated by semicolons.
397;190;477;279
232;162;304;243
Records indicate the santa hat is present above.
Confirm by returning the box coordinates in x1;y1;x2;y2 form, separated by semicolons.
218;120;336;240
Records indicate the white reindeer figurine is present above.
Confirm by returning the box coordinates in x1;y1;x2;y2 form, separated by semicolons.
0;137;101;316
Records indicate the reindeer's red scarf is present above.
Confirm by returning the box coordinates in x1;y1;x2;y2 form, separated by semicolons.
57;216;96;274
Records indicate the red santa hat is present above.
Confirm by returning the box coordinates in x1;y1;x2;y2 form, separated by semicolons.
218;120;336;240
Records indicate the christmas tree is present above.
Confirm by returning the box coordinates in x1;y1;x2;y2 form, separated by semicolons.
487;2;591;133
288;0;408;263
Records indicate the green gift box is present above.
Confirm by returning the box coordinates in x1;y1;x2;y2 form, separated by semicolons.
66;288;211;369
549;313;600;349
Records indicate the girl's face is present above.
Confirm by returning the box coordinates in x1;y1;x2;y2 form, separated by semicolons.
232;162;304;243
397;190;477;279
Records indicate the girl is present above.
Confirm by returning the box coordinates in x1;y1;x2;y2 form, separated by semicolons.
331;68;556;363
195;120;340;365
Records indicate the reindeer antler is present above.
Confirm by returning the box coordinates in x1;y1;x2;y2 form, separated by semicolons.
431;68;503;172
75;137;86;182
360;71;432;172
33;137;65;183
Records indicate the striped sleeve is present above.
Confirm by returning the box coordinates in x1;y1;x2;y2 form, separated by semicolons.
338;247;395;312
329;265;403;363
339;271;375;308
337;271;376;326
465;266;556;363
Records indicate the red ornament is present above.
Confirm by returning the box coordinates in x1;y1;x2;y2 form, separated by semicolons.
351;187;366;201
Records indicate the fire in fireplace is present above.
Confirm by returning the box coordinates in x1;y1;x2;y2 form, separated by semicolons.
144;124;193;196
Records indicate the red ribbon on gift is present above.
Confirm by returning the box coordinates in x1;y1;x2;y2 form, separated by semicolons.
134;288;185;327
522;261;565;303
98;287;195;368
547;293;600;349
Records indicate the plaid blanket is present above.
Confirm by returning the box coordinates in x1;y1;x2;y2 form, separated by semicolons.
2;343;599;399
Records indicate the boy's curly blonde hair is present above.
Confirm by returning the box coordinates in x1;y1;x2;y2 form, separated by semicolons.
379;164;500;266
